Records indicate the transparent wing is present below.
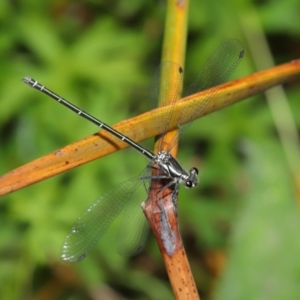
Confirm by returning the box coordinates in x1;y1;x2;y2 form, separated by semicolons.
167;39;244;150
60;173;145;262
116;193;150;256
149;39;244;152
116;169;152;256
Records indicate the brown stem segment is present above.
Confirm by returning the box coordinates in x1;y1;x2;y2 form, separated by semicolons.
142;168;199;299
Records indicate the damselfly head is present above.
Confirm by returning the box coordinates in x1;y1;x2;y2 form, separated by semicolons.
184;167;198;189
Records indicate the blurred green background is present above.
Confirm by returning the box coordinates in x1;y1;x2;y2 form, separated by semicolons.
1;0;300;299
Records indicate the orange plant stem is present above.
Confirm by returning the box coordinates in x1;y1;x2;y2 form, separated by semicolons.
142;0;200;299
0;60;300;197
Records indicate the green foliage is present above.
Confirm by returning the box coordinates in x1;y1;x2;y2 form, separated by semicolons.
215;140;300;300
0;0;300;299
